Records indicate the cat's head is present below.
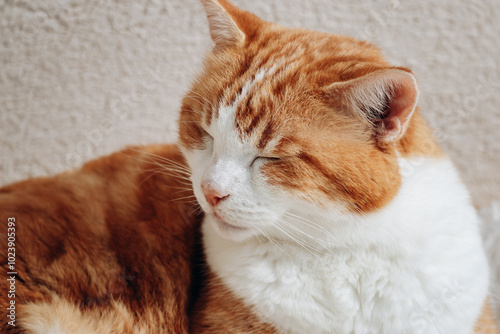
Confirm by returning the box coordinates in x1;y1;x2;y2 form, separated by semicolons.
179;0;434;242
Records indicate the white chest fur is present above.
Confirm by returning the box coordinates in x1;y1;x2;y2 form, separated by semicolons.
203;158;489;334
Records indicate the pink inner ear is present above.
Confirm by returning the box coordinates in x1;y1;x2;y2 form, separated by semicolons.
379;79;418;141
381;116;402;137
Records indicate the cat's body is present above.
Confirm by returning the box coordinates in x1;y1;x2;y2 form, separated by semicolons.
1;0;497;333
0;145;203;333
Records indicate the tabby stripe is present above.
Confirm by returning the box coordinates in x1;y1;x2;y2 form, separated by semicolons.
256;121;274;150
297;151;361;208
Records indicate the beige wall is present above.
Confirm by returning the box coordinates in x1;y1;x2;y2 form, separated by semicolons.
1;0;499;322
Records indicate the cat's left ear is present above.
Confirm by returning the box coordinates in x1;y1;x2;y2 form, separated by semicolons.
200;0;263;49
324;68;419;143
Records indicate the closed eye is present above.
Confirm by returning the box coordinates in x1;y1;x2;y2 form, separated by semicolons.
250;156;281;167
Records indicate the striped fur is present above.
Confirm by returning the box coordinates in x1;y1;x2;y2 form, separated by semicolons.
0;0;495;333
182;0;496;332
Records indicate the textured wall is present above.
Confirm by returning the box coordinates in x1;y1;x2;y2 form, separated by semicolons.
1;0;499;323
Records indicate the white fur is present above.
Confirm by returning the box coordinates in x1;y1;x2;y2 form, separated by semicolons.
480;201;500;329
202;158;489;333
181;73;489;333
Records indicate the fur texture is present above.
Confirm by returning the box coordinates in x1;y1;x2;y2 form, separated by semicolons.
0;0;496;333
182;0;495;333
1;145;202;333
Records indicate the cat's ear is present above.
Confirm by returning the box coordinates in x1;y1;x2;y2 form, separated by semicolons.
200;0;263;49
325;68;419;143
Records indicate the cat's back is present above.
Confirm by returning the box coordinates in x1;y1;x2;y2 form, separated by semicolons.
0;144;201;334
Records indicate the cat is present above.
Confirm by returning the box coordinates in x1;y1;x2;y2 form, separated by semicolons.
0;0;497;333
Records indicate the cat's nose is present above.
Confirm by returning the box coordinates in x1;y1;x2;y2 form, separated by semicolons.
201;183;229;206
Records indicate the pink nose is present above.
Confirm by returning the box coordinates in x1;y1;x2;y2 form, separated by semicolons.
202;184;229;206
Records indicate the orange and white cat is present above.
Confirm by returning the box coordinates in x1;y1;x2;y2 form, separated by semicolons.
1;0;496;333
182;1;495;333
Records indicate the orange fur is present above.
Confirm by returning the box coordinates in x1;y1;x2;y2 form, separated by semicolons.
475;300;500;334
190;274;275;333
1;145;201;333
180;2;443;213
0;144;272;333
1;0;495;332
1;144;495;333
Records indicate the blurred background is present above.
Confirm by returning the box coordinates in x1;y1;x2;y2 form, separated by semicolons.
1;0;499;324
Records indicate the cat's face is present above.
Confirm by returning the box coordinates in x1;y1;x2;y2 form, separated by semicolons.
179;0;421;242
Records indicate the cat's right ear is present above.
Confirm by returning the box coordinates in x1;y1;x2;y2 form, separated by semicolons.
200;0;263;49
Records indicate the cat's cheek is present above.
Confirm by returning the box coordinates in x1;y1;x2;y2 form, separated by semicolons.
259;161;308;199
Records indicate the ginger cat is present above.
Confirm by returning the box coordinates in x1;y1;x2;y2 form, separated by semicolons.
1;0;497;333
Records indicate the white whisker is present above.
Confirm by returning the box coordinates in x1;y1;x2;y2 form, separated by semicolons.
273;221;330;265
277;219;336;258
284;212;355;255
253;224;292;257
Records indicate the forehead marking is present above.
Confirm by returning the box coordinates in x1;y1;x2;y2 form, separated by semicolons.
212;66;270;124
211;63;289;154
207;67;269;154
223;67;269;112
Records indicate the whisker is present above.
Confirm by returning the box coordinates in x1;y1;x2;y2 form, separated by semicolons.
142;167;192;178
168;195;198;203
253;224;292;257
142;158;192;176
167;186;194;191
139;169;192;185
284;212;355;255
179;108;203;115
277;219;335;257
127;148;192;174
138;170;192;188
171;189;195;196
273;222;330;265
185;92;216;111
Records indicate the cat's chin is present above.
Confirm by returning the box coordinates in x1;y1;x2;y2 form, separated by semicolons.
208;214;253;242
